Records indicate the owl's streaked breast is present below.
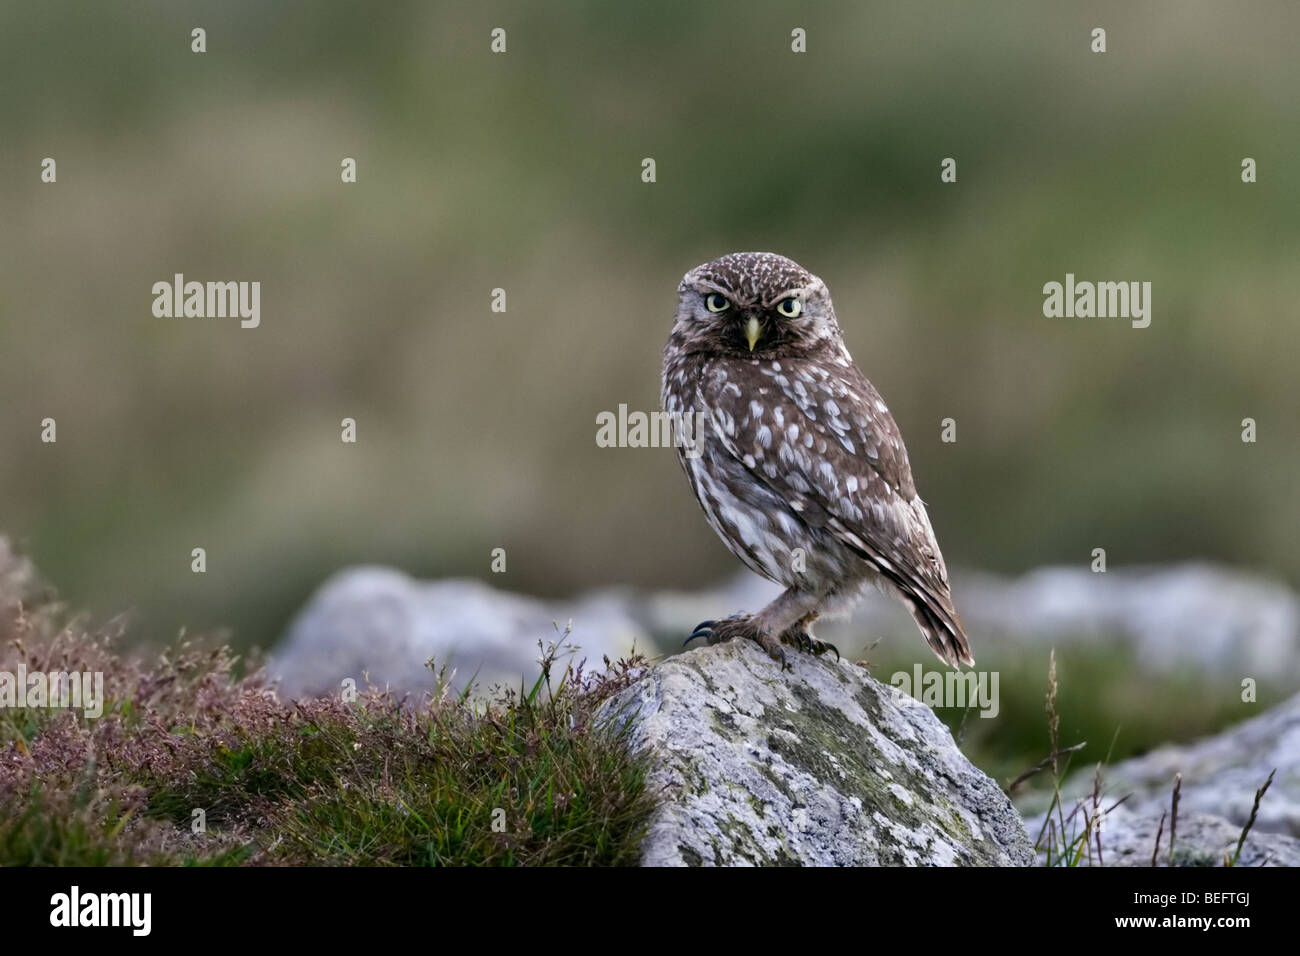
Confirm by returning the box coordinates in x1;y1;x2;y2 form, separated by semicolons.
665;354;862;592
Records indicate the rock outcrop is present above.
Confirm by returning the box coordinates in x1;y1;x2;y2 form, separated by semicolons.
272;561;1300;698
269;567;648;697
603;640;1035;866
950;563;1299;681
1028;692;1300;866
1093;691;1299;836
1079;812;1300;867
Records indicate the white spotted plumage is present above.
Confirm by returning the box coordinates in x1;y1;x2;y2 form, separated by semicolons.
662;252;973;667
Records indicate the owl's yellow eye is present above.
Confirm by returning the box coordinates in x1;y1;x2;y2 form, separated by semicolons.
704;293;730;313
776;297;802;318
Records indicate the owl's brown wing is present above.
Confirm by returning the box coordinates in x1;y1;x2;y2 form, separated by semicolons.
701;355;973;667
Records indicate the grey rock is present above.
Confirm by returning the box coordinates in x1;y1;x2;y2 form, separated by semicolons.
952;563;1300;680
0;538;45;609
1038;808;1300;867
0;538;50;646
1026;692;1300;865
270;567;647;698
602;639;1035;866
272;560;1299;699
1083;691;1300;837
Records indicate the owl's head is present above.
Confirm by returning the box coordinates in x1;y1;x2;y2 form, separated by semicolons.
672;252;841;358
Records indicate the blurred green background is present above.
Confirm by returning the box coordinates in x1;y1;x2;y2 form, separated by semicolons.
2;0;1297;673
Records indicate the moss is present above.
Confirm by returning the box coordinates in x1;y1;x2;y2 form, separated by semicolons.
683;658;723;699
755;759;797;804
674;753;712;797
709;705;739;736
1171;846;1221;868
714;812;781;865
678;844;704;866
761;678;985;861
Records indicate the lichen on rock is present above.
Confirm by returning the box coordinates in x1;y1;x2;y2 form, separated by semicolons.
603;640;1034;866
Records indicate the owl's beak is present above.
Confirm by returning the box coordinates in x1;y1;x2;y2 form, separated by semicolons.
744;316;762;351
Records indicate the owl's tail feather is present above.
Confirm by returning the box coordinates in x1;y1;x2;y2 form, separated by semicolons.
872;559;976;668
907;598;975;669
828;517;975;667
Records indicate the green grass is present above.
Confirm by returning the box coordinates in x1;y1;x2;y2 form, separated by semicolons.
860;637;1285;795
0;595;657;866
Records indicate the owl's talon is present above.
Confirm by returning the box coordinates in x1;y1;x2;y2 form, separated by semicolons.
685;613;753;649
684;620;716;646
782;629;811;651
780;628;839;661
813;640;840;662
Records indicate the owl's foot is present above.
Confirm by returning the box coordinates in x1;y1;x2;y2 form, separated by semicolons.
685;614;790;670
783;628;840;661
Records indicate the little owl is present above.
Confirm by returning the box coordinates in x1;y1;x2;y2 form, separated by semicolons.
662;251;973;669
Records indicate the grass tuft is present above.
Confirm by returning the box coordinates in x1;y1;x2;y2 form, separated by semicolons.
0;584;658;866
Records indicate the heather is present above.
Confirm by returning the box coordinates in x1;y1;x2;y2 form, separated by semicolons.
0;555;656;866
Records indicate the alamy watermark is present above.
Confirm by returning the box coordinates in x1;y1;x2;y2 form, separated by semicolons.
890;664;999;718
1042;273;1151;328
595;403;709;459
50;886;150;936
151;274;260;328
0;666;104;719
